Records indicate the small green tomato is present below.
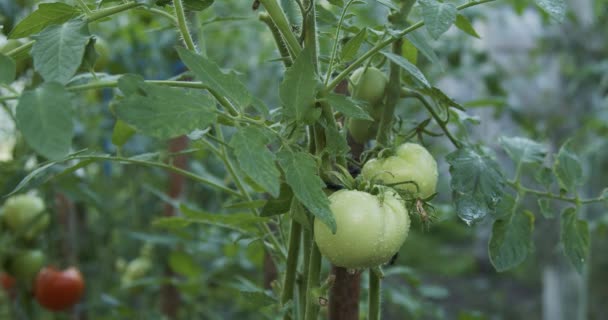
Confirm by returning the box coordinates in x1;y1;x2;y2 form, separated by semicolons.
314;189;410;269
361;143;438;199
1;194;49;239
348;67;388;104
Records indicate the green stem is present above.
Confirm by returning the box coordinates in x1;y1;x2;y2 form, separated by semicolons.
304;242;322;320
172;0;197;51
281;220;302;319
66;154;239;196
299;230;312;320
401;88;461;148
145;7;178;25
75;0;93;15
303;0;318;71
507;182;606;205
368;270;382;320
259;0;302;57
213;125;286;259
375;39;402;145
259;12;293;68
87;1;142;22
326;0;497;92
324;0;356;85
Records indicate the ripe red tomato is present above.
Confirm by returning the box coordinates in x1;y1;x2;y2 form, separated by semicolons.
1;272;16;291
34;267;85;311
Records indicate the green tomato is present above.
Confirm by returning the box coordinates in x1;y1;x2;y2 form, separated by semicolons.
1;194;49;239
94;38;110;71
9;250;45;283
348;67;388;104
348;118;377;144
314;189;410;269
361;143;438;199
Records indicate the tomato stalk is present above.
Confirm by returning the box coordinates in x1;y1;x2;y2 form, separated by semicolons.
303;242;322;320
172;0;197;51
281;219;302;319
375;39;402;146
259;13;293;68
299;229;312;320
400;88;461;148
368;269;382;320
258;0;302;57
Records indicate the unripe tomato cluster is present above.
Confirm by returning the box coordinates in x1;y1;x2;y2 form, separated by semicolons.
314;143;438;269
0;194;85;312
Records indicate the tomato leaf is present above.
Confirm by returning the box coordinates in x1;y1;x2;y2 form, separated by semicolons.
537;199;554;218
560;207;589;274
31;20;90;84
553;141;583;192
499;136;547;165
535;0;566;23
381;51;430;88
405;30;441;70
447;147;506;225
280;47;321;125
9;3;81;39
340;28;367;62
261;184;294;217
168;251;201;277
229;126;281;198
183;0;214;11
276;150;336;233
418;0;457;40
153;204;268;236
176;47;252;111
488;210;535;272
325;93;372;120
0;54;16;84
114;75;217;139
454;14;480;39
15;82;74;160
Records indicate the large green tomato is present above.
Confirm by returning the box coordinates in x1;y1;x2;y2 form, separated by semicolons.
9;250;45;283
1;194;49;239
314;189;410;268
348;67;388;104
361;143;438;199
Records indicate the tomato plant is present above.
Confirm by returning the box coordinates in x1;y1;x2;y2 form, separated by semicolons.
361;143;438;199
34;267;85;312
1;0;606;319
314;189;410;269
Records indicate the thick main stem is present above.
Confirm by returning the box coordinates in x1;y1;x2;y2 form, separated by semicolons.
281;220;302;319
304;242;322;320
368;271;381;320
375;39;402;145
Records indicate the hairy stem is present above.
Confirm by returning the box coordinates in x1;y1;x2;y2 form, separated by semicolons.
304;242;322;320
172;0;197;51
281;220;302;319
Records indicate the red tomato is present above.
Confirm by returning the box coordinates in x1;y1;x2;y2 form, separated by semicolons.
34;267;85;311
1;272;16;291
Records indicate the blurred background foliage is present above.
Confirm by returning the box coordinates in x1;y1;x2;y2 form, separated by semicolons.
1;0;607;319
